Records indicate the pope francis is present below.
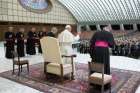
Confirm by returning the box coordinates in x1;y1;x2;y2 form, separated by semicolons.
58;25;75;55
58;25;80;75
58;25;79;65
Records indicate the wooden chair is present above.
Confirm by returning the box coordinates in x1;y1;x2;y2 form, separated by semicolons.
12;51;29;76
88;62;112;93
40;37;76;83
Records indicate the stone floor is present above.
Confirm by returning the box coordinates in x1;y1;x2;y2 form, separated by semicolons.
0;42;139;93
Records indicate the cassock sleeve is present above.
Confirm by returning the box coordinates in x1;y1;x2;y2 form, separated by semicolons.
108;33;115;48
90;32;97;48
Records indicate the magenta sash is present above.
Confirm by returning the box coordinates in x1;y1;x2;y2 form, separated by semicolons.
95;41;108;47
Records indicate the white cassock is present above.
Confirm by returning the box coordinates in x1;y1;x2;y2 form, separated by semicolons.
58;29;75;57
58;29;77;74
58;30;80;75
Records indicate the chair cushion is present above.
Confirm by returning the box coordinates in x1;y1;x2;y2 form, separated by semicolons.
89;73;112;85
14;60;28;65
46;63;72;75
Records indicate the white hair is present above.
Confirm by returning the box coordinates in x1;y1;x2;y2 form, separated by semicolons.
65;25;71;29
103;25;111;31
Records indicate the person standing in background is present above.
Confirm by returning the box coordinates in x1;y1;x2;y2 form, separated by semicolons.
16;28;25;57
90;25;115;75
38;27;47;53
26;27;37;55
46;27;58;37
5;26;15;59
38;27;48;38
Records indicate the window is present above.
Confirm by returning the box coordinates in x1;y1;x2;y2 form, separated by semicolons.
18;0;52;13
124;24;133;30
112;25;120;30
89;25;97;30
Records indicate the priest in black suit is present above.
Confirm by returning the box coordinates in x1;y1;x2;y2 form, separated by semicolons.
38;27;47;53
16;28;25;57
5;27;15;58
26;27;37;55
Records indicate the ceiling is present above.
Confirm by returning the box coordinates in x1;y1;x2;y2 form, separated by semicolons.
58;0;140;24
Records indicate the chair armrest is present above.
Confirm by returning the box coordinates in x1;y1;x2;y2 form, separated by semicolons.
62;55;76;75
62;54;76;58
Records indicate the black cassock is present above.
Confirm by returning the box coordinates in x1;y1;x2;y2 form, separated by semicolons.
38;31;47;53
26;31;37;55
90;30;115;75
16;32;25;57
5;31;15;59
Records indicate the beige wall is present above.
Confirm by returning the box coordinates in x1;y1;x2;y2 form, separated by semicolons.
0;0;76;24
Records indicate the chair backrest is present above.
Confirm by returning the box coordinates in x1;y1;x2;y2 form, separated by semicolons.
88;62;104;74
11;51;20;62
40;37;62;64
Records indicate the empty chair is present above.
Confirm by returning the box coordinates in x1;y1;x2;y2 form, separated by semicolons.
40;37;76;83
88;62;112;93
12;51;29;76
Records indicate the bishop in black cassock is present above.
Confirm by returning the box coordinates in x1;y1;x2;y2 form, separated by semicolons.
38;27;47;53
16;28;25;57
5;27;15;59
26;27;37;55
90;25;115;75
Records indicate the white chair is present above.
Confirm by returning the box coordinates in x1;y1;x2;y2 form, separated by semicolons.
88;62;112;93
40;37;76;83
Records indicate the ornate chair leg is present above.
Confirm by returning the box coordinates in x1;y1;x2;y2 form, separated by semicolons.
60;75;64;84
21;65;23;72
109;83;111;93
44;66;47;79
27;63;29;74
71;72;74;80
18;65;20;76
12;64;15;75
101;84;104;93
60;64;64;84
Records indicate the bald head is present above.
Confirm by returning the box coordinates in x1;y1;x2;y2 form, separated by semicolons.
19;28;25;33
31;27;36;32
103;25;112;32
42;27;47;32
9;27;14;32
51;27;58;34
